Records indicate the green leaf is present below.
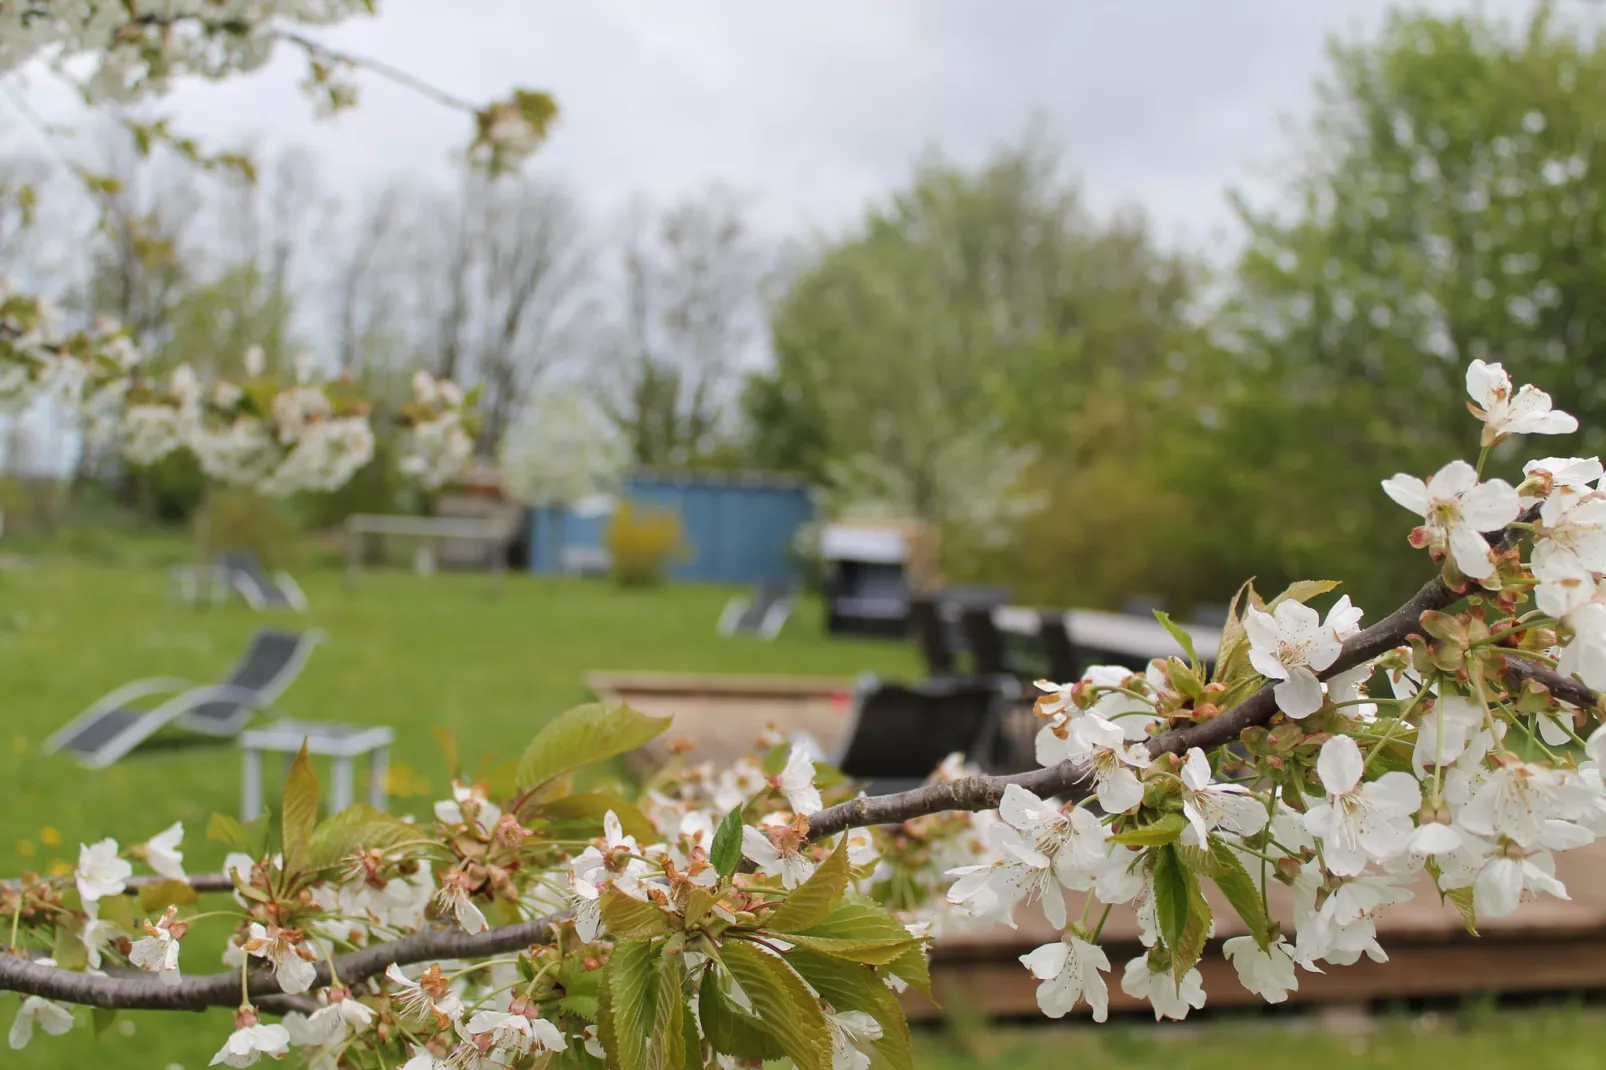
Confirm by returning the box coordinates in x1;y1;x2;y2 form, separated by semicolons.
52;922;88;971
600;887;670;940
206;812;251;852
280;740;319;875
91;1007;118;1038
307;805;417;869
699;964;785;1063
710;806;744;878
138;879;199;915
97;894;134;933
1111;812;1188;846
604;939;660;1070
1212;579;1256;685
596;952;621;1070
1153;610;1200;669
1151;845;1192;955
759;744;790;776
530;793;659;844
1266;579;1341;611
786;896;922;965
656;951;688;1070
516;702;672;792
1444;886;1479;936
721;940;831;1070
783;932;917;965
1173;880;1212;984
1207;839;1272;949
767;835;850;933
886;942;935;1003
678;997;700;1070
786;946;914;1070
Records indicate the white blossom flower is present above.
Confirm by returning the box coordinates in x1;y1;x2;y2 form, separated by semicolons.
1222;936;1299;1002
285;995;376;1047
1534;496;1606;579
1437;836;1571;917
1411;693;1487;775
129;907;184;986
1245;599;1348;718
242;923;318;995
1180;748;1268;841
465;1010;566;1058
80;913;122;971
75;838;131;903
1466;359;1578;444
433;781;501;832
742;824;816;888
9;995;74;1049
243;346;266;378
385;963;463;1024
1381;460;1520;579
209;1023;290;1066
1120;955;1207;1021
825;1009;882;1070
1060;715;1151;813
1292;865;1412;967
778;746;823;816
1559;602;1606;691
947;785;1108;929
144;821;185;881
1018;938;1110;1021
401;1046;447;1070
1303;736;1421;875
1458;760;1588;849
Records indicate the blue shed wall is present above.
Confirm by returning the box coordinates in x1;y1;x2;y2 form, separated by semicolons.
528;474;812;584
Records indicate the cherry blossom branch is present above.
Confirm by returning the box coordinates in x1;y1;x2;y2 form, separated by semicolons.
0;913;562;1011
807;510;1596;840
0;873;236;895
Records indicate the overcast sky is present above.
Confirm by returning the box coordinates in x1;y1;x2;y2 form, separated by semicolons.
8;0;1562;260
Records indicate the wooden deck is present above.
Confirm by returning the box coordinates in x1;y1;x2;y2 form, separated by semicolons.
912;843;1606;1018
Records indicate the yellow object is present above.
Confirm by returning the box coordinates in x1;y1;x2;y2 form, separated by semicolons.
16;839;34;858
604;501;686;587
40;826;60;846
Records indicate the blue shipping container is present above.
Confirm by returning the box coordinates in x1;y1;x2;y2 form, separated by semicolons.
528;471;812;584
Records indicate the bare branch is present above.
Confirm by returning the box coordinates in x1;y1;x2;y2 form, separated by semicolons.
0;913;561;1011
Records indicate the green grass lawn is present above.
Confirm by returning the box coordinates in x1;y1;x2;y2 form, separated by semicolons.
0;554;917;1068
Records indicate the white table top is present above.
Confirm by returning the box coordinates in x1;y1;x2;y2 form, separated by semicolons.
347;514;510;539
991;605;1221;664
241;720;395;756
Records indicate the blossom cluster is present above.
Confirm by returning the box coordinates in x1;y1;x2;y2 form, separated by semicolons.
396;372;479;492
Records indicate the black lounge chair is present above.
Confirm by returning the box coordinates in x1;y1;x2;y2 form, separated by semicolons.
218;550;308;612
42;628;325;768
908;597;958;677
717;580;796;640
831;674;1018;796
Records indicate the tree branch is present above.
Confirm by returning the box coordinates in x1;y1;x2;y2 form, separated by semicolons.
808;509;1597;839
0;913;562;1011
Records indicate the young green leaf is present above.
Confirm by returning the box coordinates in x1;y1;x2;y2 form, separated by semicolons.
206;812;251;852
529;793;659;843
51;923;88;971
786;946;914;1070
1266;579;1341;612
1212;579;1256;685
655;951;688;1070
1207;839;1272;949
307;805;417;868
885;942;935;1003
1110;812;1188;847
1151;845;1193;955
138;878;199;915
698;965;785;1063
603;939;660;1070
91;1008;118;1037
710;805;744;878
600;887;670;940
1173;880;1213;983
766;836;850;933
1153;610;1200;670
515;702;672;792
280;740;319;874
785;896;922;965
721;940;831;1070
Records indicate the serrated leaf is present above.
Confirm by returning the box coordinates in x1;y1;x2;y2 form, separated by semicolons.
51;922;88;971
1173;880;1212;984
1207;839;1272;949
1151;845;1192;955
699;963;786;1063
605;939;660;1070
530;793;659;843
1153;610;1200;670
1266;579;1341;612
721;940;830;1070
280;740;319;874
516;703;672;792
307;805;417;868
782;932;918;965
785;946;914;1070
886;942;935;1003
1212;579;1256;685
597;953;621;1070
767;836;849;933
678;996;700;1070
657;951;687;1070
1111;812;1188;846
138;878;199;915
787;897;921;965
207;812;251;852
710;806;744;877
1444;886;1479;935
600;887;670;939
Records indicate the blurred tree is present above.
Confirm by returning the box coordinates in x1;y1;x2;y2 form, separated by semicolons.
1183;3;1606;612
756;134;1198;591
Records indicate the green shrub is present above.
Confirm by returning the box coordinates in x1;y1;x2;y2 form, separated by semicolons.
604;500;684;587
205;487;303;569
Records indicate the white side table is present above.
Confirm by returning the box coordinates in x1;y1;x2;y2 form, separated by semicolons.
167;564;231;607
239;721;396;821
